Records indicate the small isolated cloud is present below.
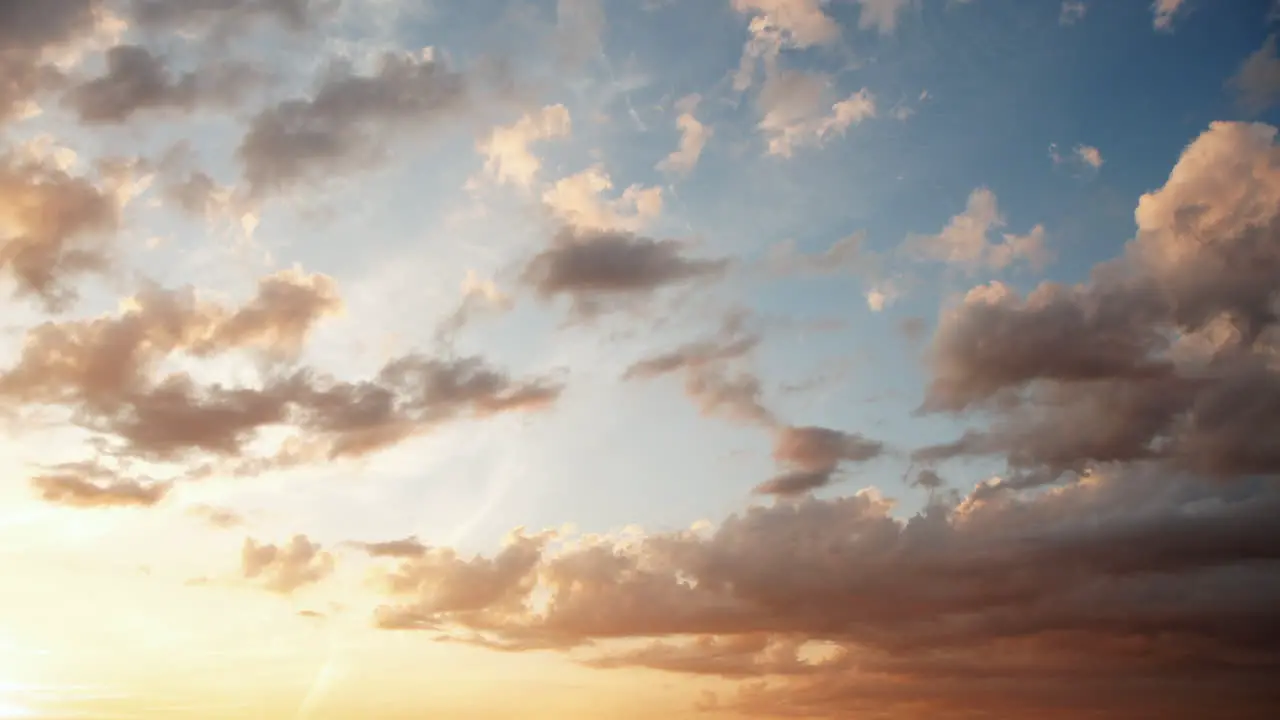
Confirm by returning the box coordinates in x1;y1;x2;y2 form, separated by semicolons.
854;0;912;35
523;226;728;316
656;94;711;176
1059;1;1087;25
187;504;243;528
542;165;663;231
1230;35;1280;115
758;69;875;157
477;104;572;188
1050;142;1104;170
907;188;1051;273
1152;0;1186;31
32;472;170;509
755;424;885;496
242;535;335;594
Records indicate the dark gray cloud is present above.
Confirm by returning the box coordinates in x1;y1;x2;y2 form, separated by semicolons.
238;51;469;192
64;45;257;124
523;226;730;315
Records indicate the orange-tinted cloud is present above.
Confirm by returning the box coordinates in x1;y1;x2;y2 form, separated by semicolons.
242;534;334;593
0;147;119;310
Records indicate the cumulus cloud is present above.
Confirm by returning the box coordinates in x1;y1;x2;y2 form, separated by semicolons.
0;143;120;310
919;122;1280;480
542;165;663;231
242;535;334;593
371;466;1280;719
238;49;469;193
907;188;1051;273
1231;35;1280;115
64;44;256;124
656;94;711;176
522;226;728;317
757;69;876;157
0;269;558;469
476;104;571;188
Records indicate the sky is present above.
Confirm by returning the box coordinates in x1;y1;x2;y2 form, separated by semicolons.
1;0;1280;718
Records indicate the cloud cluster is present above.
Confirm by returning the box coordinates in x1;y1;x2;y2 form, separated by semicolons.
918;122;1280;484
1;269;560;500
368;465;1280;719
242;534;334;593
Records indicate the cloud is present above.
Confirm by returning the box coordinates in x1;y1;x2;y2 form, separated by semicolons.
1059;1;1087;25
357;537;430;559
242;535;334;593
907;188;1051;273
374;531;552;629
1152;0;1186;31
0;0;109;122
731;0;840;92
542;165;663;231
522;226;728;316
1051;142;1104;170
854;0;911;35
656;94;711;176
625;313;776;427
0;143;120;311
63;44;256;124
130;0;333;34
187;504;244;528
919;122;1280;479
763;232;865;277
0;269;558;466
31;472;170;508
370;466;1280;719
1230;35;1280;115
757;70;876;157
238;49;469;193
755;425;884;496
476;104;572;188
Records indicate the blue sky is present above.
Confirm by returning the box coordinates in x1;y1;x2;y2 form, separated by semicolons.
2;1;1280;718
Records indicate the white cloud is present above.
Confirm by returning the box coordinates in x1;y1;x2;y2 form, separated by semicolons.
542;165;663;231
731;0;839;91
1059;1;1087;25
908;188;1050;272
476;105;572;188
758;70;876;157
657;95;712;176
1152;0;1186;31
